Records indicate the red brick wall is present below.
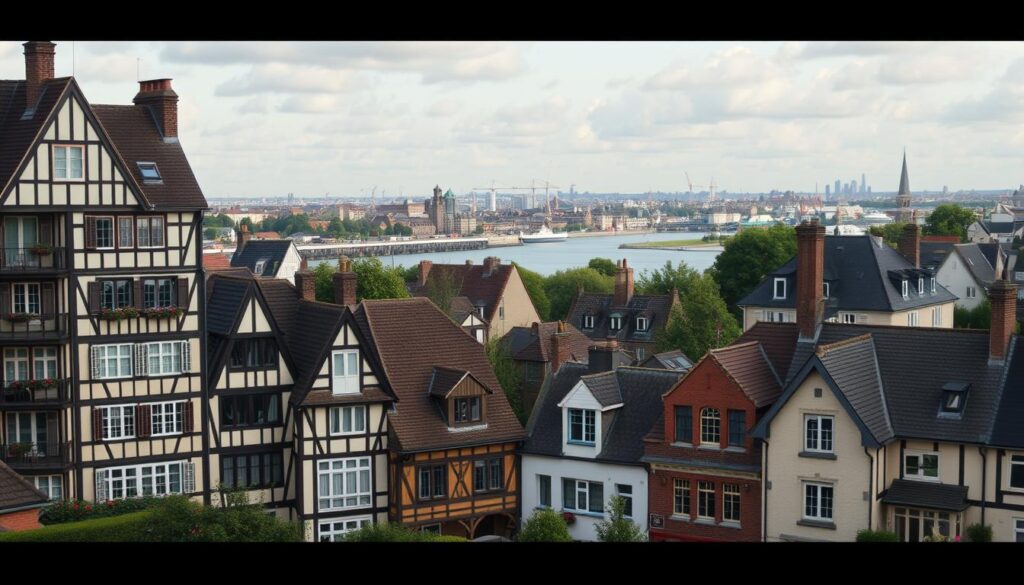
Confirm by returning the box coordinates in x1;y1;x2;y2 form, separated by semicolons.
648;469;761;542
0;508;42;532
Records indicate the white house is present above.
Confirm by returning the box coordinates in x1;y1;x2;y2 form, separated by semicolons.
923;242;1007;311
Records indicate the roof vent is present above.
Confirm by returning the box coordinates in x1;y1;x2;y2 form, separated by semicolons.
939;381;970;417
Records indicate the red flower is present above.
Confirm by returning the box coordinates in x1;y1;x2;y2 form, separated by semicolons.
72;502;80;510
84;504;92;512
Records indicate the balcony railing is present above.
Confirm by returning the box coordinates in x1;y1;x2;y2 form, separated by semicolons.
0;247;66;271
0;441;72;469
0;378;72;406
0;313;67;339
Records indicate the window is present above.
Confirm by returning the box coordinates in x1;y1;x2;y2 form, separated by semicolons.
230;338;278;369
142;278;175;308
609;316;622;331
137;162;161;182
420;524;442;535
636;317;649;331
901;280;909;300
918;277;925;296
700;407;720;445
698;481;715;520
473;457;503;493
100;279;133;310
220;394;281;428
93;344;132;379
804;415;834;453
723;483;740;523
317;457;371;511
904;452;939;481
253;259;267;275
823;282;830;298
966;286;977;298
95;461;189;501
33;475;62;501
137;216;165;248
907;311;919;327
893;507;959;542
4;348;28;385
562;478;603;514
773;278;786;299
1009;456;1024;489
221;452;283;489
499;305;504;319
118;217;134;248
100;405;135;440
764;310;788;323
841;312;857;324
53;145;83;180
728;410;746;447
331;350;360;395
151;401;184;436
94;217;114;249
635;347;645;361
568;408;596;445
538;474;551;508
1016;519;1024;543
582;315;595;329
930;277;936;294
417;464;446;500
674;406;692;444
329;405;366;436
616;484;633;518
12;283;40;314
318;517;371;542
804;483;833;521
673;479;690;516
454;396;482;424
932;308;941;327
146;341;183;376
32;347;57;380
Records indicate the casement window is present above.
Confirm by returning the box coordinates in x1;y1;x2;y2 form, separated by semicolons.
33;475;63;501
137;162;162;182
318;517;371;542
823;282;830;298
673;479;690;516
698;481;715;520
904;452;939;481
472;457;504;493
538;474;551;508
773;278;786;300
85;216;115;249
763;310;788;323
454;396;482;424
918;277;925;296
723;483;741;523
700;407;721;445
331;349;360;395
803;482;834;521
142;278;175;308
1011;456;1024;490
329;405;366;436
636;317;649;331
966;286;977;298
930;277;936;294
582;315;595;329
137;216;165;248
220;452;283;489
893;507;958;542
99;405;135;440
150;401;185;436
674;406;692;444
100;279;133;310
91;344;133;379
932;308;941;327
568;408;596;445
253;259;268;275
609;315;622;331
4;348;28;385
804;414;834;453
907;311;919;327
95;461;193;501
727;410;746;447
474;328;484;343
117;217;134;248
616;484;633;518
220;394;281;428
317;457;372;511
562;478;604;514
635;347;646;361
417;464;447;500
144;341;187;376
229;338;277;370
11;283;40;314
901;280;909;300
33;347;57;380
53;145;83;180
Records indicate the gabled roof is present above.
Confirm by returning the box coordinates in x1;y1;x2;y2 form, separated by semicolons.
449;296;488;326
412;263;519;324
203;252;232;271
427;366;492;398
641;350;694;372
0;460;48;513
0;77;72;196
707;341;782;409
952;243;1004;288
505;321;592;363
566;291;677;343
920;241;956;270
230;240;295;277
814;335;894;444
574;371;623;407
735;322;800;378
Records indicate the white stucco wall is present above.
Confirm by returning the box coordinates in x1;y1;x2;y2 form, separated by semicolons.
935;252;985;310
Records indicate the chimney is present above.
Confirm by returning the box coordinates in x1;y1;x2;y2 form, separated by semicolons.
989;279;1018;365
24;41;56;110
294;271;316;302
299;256;309;272
613;258;634;306
333;256;358;306
796;219;826;341
133;78;179;140
237;224;251;251
465;259;474;266
483;256;501;274
899;223;921;268
551;321;572;374
418;260;433;286
588;338;620;374
531;322;540;337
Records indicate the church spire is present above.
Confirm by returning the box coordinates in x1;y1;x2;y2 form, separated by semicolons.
898;150;910;196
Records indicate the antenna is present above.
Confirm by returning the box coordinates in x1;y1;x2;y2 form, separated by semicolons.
136;58;141;82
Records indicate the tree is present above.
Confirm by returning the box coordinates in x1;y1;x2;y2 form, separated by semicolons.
518;508;572;542
203;227;219;241
587;257;617;277
925;204;976;242
423;267;463;315
313;258;411;303
487;337;525;424
512;262;551;321
474;224;485;235
635;260;700;295
239;217;255;232
656;265;740;359
312;262;337;303
543;267;614;322
868;222;908;248
707;223;797;316
203;213;235;228
594;496;645;542
954;299;991;329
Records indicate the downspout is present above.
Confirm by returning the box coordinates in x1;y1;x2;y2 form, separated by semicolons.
762;438;769;542
978;446;987;526
864;447;874;532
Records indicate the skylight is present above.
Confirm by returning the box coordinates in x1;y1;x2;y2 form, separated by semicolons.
137;161;161;182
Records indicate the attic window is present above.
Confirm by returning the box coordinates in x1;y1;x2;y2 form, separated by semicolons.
583;315;595;329
901;280;909;300
823;282;830;299
773;278;786;300
940;382;970;416
609;314;623;332
137;162;162;183
930;277;936;294
918;277;925;297
254;258;270;275
636;316;649;331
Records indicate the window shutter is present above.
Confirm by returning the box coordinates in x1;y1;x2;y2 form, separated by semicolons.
41;282;55;318
93;407;104;441
181;340;192;373
134;344;148;377
183;461;195;494
90;346;101;379
85;216;98;249
133;280;143;309
38;216;53;246
183;400;194;433
176;278;189;309
136;404;151;438
0;283;10;313
95;469;108;503
87;281;101;315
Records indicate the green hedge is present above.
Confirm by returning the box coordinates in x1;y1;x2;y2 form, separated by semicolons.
40;496;162;525
341;522;465;542
0;511;153;542
855;529;899;542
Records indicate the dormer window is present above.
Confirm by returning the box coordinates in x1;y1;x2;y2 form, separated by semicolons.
53;145;84;180
583;315;595;329
609;315;622;332
918;277;925;296
931;277;936;294
453;396;482;423
568;408;596;445
254;258;269;275
137;161;162;183
940;382;970;415
636;316;649;331
773;278;786;300
823;282;830;299
331;350;360;395
901;280;909;300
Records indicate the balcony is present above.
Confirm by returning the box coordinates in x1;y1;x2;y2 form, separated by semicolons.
0;379;72;408
0;313;68;340
0;247;67;273
0;441;72;470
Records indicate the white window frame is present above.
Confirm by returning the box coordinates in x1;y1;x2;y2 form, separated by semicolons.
95;461;190;501
697;480;715;520
33;475;63;501
901;280;909;300
146;341;183;376
616;483;633;519
823;282;830;299
32;347;57;381
567;407;596;445
804;414;834;453
317;457;372;512
136;216;165;249
150;401;185;437
564;478;603;514
1016;518;1024;543
773;278;786;300
930;277;936;294
331;350;360;395
918;277;925;297
966;286;977;299
609;315;622;331
673;478;690;516
908;311;919;327
52;144;84;181
583;315;595;329
318;516;372;542
329;405;366;436
1010;456;1024;491
803;482;834;521
636;316;649;331
538;474;551;508
700;407;721;446
11;282;41;315
903;451;940;482
100;405;136;440
841;312;857;324
932;308;941;327
94;216;115;250
118;217;134;249
4;347;29;385
723;483;741;523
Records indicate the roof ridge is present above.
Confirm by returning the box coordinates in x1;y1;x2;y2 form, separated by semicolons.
0;459;49;503
0;77;73;198
712;340;760;354
815;333;873;357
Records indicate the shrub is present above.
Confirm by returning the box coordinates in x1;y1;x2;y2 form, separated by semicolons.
594;496;646;542
855;529;899;542
40;496;161;525
342;522;465;542
518;508;572;542
0;511;153;542
965;523;992;542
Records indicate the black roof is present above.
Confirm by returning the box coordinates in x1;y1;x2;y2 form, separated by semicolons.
955;243;1001;287
230;240;295;277
566;291;677;343
641;350;694;372
919;242;955;270
882;479;969;512
738;235;957;314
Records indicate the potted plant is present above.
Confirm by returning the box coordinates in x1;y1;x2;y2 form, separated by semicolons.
100;307;139;321
26;378;57;391
7;441;33;458
142;306;185;319
29;243;53;255
5;312;39;323
562;511;576;525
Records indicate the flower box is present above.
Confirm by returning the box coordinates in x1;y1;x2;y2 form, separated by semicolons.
29;243;53;255
5;312;39;323
562;512;576;525
7;442;33;457
8;378;57;391
141;306;185;319
99;307;139;321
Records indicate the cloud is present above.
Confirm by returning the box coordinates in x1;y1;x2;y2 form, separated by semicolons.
425;98;462;118
215;63;366;96
457;96;572;144
236;96;269;114
279;95;343;114
74;53;142;84
646;47;784;90
0;42;19;59
945;58;1024;123
782;41;927;60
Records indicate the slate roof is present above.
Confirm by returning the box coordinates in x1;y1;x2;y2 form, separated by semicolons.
814;335;894;444
575;371;624;407
882;479;969;511
708;341;782;409
738;235;957;314
230;240;295;277
504;322;592;363
206;276;249;336
412;262;518;324
0;459;49;513
0;78;72;196
566;291;677;343
982;220;1017;235
641;350;694;372
920;241;955;271
954;243;1004;288
524;366;683;465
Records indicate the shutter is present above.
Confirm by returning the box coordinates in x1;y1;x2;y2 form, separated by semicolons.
88;281;101;315
41;282;55;318
181;340;192;373
136;404;150;438
93;407;104;441
183;461;195;494
38;216;53;246
133;280;143;309
95;469;108;503
134;344;148;377
0;283;10;314
85;216;98;249
177;278;189;309
183;400;194;433
90;346;101;379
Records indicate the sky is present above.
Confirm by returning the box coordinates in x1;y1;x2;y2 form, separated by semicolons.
2;40;1023;198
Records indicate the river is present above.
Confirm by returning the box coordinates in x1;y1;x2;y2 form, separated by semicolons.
308;232;721;276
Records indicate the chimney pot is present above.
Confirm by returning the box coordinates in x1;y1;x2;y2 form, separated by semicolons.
899;223;921;268
134;78;178;139
795;219;826;341
333;266;358;307
614;257;634;306
418;260;433;286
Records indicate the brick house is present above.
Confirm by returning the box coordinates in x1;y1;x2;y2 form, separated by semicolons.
0;460;48;532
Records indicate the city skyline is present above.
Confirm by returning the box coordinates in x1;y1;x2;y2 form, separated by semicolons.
2;41;1022;197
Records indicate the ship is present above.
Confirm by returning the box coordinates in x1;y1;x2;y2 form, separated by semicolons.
519;224;568;243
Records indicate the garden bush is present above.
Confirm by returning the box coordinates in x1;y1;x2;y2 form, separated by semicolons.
518;508;572;542
40;496;161;525
855;529;899;542
0;511;153;542
965;523;992;542
341;522;465;542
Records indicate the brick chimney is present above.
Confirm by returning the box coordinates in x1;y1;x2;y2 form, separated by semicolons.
483;256;501;275
418;260;433;286
613;258;634;306
294;271;316;302
989;279;1018;365
588;337;621;374
551;321;573;374
237;224;251;251
796;219;826;341
24;41;56;110
531;322;540;337
333;256;358;306
465;259;474;266
133;78;178;140
899;223;921;268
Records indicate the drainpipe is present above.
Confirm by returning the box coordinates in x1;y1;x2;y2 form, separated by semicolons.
762;439;769;542
864;447;874;531
978;447;987;526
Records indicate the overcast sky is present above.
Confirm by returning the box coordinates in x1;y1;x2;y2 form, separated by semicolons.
2;41;1023;198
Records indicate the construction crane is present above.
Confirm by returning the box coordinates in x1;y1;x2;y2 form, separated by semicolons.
532;179;561;215
471;182;533;212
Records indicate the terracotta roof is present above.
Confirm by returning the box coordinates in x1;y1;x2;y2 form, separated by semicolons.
203;252;232;270
0;78;73;197
505;322;593;363
709;341;782;408
414;262;517;324
0;460;48;513
255;231;281;240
